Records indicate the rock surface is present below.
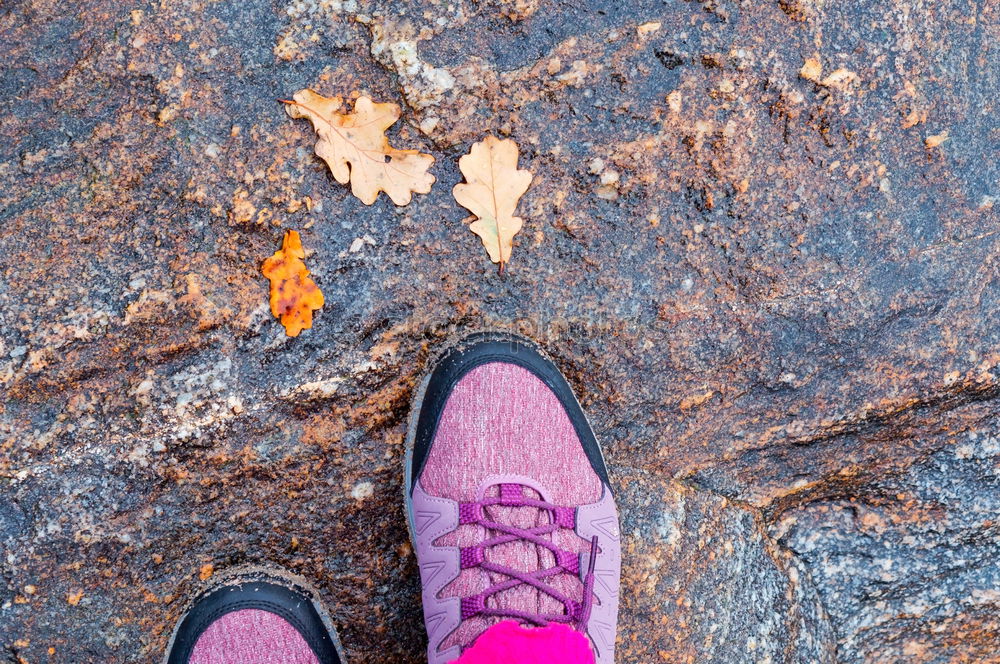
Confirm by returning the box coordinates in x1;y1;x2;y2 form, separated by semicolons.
1;0;998;662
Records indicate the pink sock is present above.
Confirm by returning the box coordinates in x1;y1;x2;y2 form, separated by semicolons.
189;609;320;664
449;621;596;664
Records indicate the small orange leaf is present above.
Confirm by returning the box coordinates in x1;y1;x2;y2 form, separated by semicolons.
284;90;435;206
453;135;533;270
262;230;324;337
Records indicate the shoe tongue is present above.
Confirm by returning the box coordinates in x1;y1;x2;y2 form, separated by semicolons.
437;483;589;652
481;485;582;621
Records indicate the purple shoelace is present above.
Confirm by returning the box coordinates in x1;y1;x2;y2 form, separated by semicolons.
456;483;599;630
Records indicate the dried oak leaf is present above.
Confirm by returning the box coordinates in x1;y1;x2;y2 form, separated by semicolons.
284;89;435;206
453;135;533;269
262;230;324;337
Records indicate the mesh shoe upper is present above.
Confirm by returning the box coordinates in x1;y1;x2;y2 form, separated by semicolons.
407;334;621;664
189;609;320;664
422;362;602;650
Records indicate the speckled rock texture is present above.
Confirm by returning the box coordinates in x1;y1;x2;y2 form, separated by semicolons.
1;0;998;662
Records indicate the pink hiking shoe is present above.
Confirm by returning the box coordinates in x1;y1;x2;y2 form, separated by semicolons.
405;333;621;664
164;570;346;664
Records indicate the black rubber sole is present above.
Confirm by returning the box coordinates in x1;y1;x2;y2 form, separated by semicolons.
405;331;611;496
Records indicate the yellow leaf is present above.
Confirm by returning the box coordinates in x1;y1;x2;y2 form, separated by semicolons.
284;90;435;206
453;136;533;269
262;230;324;337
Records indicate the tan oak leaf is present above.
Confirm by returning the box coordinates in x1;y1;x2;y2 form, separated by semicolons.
284;89;435;206
453;135;533;270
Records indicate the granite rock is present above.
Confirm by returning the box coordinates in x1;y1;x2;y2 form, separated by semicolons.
1;0;998;662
